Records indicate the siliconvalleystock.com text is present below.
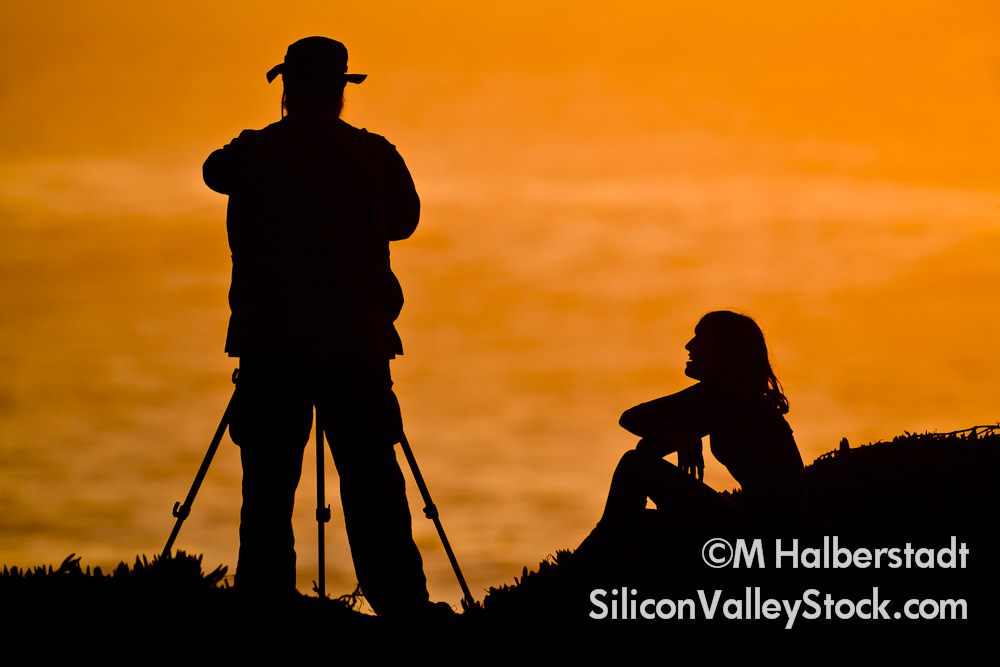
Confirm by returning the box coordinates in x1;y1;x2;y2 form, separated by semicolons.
589;536;971;628
589;587;967;628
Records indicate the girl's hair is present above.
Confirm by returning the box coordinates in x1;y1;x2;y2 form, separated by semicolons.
695;311;789;414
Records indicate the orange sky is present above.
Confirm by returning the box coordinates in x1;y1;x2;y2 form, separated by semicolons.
3;1;999;174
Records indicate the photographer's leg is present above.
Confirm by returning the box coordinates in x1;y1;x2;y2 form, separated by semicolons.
231;358;312;596
322;360;429;615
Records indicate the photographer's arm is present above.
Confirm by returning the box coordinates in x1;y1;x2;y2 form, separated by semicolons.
203;148;231;195
383;142;419;241
203;130;254;195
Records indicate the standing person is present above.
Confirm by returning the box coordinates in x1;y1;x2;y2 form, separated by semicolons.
203;36;433;615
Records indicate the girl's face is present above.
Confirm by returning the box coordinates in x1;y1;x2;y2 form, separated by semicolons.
684;328;724;381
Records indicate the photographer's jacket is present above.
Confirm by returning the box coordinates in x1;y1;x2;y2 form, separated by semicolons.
203;108;418;359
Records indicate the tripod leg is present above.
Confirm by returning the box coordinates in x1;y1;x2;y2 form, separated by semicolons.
399;432;476;608
162;371;239;559
315;407;331;597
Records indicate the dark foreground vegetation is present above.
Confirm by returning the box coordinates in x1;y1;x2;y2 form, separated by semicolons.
1;551;377;634
3;427;996;639
480;426;998;638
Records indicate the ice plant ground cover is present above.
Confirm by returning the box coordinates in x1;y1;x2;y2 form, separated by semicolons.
2;428;994;641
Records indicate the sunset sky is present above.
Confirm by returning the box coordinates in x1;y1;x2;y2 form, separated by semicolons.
2;1;999;604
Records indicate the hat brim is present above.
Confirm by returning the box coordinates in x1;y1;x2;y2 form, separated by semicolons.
266;64;367;84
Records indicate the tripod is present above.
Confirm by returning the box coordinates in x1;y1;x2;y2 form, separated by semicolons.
161;369;475;609
161;368;240;560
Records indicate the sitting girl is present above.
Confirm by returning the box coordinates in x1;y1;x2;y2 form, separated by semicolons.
591;311;807;542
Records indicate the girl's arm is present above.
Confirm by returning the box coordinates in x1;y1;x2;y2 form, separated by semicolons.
621;383;712;479
619;383;713;438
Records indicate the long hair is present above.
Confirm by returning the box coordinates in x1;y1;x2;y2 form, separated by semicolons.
695;311;789;414
281;79;346;117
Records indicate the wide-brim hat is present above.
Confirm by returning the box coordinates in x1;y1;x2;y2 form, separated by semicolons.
265;36;367;85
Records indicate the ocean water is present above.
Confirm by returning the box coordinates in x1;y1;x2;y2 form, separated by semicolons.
2;125;999;608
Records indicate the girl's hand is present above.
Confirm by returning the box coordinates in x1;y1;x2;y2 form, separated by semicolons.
636;433;704;480
676;434;705;481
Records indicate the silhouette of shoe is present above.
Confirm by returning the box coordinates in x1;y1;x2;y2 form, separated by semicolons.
377;599;456;619
422;600;457;620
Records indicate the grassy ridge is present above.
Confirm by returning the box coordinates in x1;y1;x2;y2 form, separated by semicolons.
3;427;996;633
479;426;999;629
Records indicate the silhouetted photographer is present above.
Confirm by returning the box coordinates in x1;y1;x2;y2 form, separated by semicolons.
203;37;434;615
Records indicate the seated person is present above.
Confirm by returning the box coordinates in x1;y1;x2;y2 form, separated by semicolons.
588;310;807;546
